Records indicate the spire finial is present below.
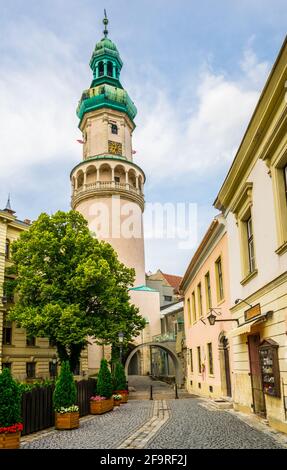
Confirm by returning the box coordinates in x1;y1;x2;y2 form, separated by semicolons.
4;194;15;215
103;9;109;38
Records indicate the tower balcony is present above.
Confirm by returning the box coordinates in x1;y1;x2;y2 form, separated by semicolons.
71;158;145;211
72;180;145;210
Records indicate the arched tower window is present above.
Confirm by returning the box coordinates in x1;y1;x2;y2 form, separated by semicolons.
111;124;118;135
107;61;113;77
98;61;104;77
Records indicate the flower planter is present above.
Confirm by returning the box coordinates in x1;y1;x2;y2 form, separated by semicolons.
55;411;79;430
0;431;21;449
90;398;114;415
113;398;122;406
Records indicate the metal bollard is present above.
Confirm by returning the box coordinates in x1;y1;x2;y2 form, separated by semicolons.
175;383;179;399
150;385;153;400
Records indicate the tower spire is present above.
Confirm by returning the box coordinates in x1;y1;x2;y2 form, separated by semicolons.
4;194;15;215
103;9;109;38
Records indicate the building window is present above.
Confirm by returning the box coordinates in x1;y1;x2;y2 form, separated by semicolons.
2;363;11;371
26;336;36;347
111;123;118;135
246;216;256;273
114;176;120;183
73;361;80;375
186;298;191;325
205;271;212;311
5;239;10;259
190;349;193;372
49;362;57;378
164;295;172;302
197;346;202;373
192;291;196;323
3;322;12;345
215;257;224;301
207;342;214;375
26;362;36;379
197;283;203;317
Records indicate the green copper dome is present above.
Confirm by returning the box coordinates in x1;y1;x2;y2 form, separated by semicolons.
95;37;118;53
77;13;137;126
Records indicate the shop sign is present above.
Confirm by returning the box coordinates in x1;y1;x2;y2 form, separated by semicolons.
244;303;261;322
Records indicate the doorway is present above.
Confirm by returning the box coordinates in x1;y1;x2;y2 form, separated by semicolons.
248;334;266;417
222;336;232;397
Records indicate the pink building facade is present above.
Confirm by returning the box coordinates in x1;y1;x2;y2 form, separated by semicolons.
181;215;233;399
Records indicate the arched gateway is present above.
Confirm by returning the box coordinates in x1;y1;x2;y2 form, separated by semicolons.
125;342;184;386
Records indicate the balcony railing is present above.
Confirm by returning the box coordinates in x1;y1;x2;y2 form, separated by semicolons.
74;181;144;197
152;332;176;343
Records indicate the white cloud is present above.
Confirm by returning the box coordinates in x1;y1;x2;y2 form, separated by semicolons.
0;20;84;184
131;46;270;184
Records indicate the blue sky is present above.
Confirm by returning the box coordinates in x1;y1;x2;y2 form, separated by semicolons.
0;1;286;275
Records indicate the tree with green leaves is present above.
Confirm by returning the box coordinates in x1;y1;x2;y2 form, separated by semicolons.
96;359;113;398
113;361;127;392
53;362;77;411
8;210;146;372
0;368;21;427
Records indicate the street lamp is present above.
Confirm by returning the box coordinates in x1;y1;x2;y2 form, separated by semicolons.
207;311;239;326
118;331;124;364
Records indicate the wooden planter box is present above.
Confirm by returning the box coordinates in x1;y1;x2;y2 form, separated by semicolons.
114;390;128;403
113;398;122;406
90;398;114;415
0;431;21;449
55;411;79;430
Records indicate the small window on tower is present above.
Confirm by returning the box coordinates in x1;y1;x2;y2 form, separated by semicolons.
107;61;113;77
98;61;104;77
111;124;118;135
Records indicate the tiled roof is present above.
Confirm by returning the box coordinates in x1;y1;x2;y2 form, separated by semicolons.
161;273;182;292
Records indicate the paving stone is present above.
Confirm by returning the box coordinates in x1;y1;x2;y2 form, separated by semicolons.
147;398;287;449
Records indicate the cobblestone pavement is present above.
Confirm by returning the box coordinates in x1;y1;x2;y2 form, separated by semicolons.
148;398;287;449
21;400;153;449
21;396;287;449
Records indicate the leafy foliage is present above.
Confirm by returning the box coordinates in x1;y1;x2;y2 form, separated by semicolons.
53;362;77;411
8;210;145;370
113;362;127;391
96;359;113;398
0;368;21;427
18;378;55;394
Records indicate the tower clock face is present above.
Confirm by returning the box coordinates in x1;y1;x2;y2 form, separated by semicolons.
108;140;122;155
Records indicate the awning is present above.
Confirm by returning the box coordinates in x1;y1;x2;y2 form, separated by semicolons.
227;314;268;338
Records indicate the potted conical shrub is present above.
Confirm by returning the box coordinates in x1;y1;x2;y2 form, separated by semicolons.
90;359;114;415
113;362;129;403
53;361;79;430
0;367;23;449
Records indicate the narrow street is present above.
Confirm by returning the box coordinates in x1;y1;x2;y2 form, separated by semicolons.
21;377;287;449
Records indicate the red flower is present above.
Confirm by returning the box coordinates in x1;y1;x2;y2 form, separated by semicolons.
0;423;23;434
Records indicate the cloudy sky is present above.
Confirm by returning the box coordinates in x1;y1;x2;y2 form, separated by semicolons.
0;0;286;276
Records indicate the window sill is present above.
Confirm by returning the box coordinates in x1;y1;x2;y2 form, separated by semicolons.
275;241;287;256
216;298;225;306
240;269;258;286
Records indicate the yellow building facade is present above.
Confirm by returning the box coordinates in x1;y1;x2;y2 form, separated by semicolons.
214;38;287;433
0;202;88;380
